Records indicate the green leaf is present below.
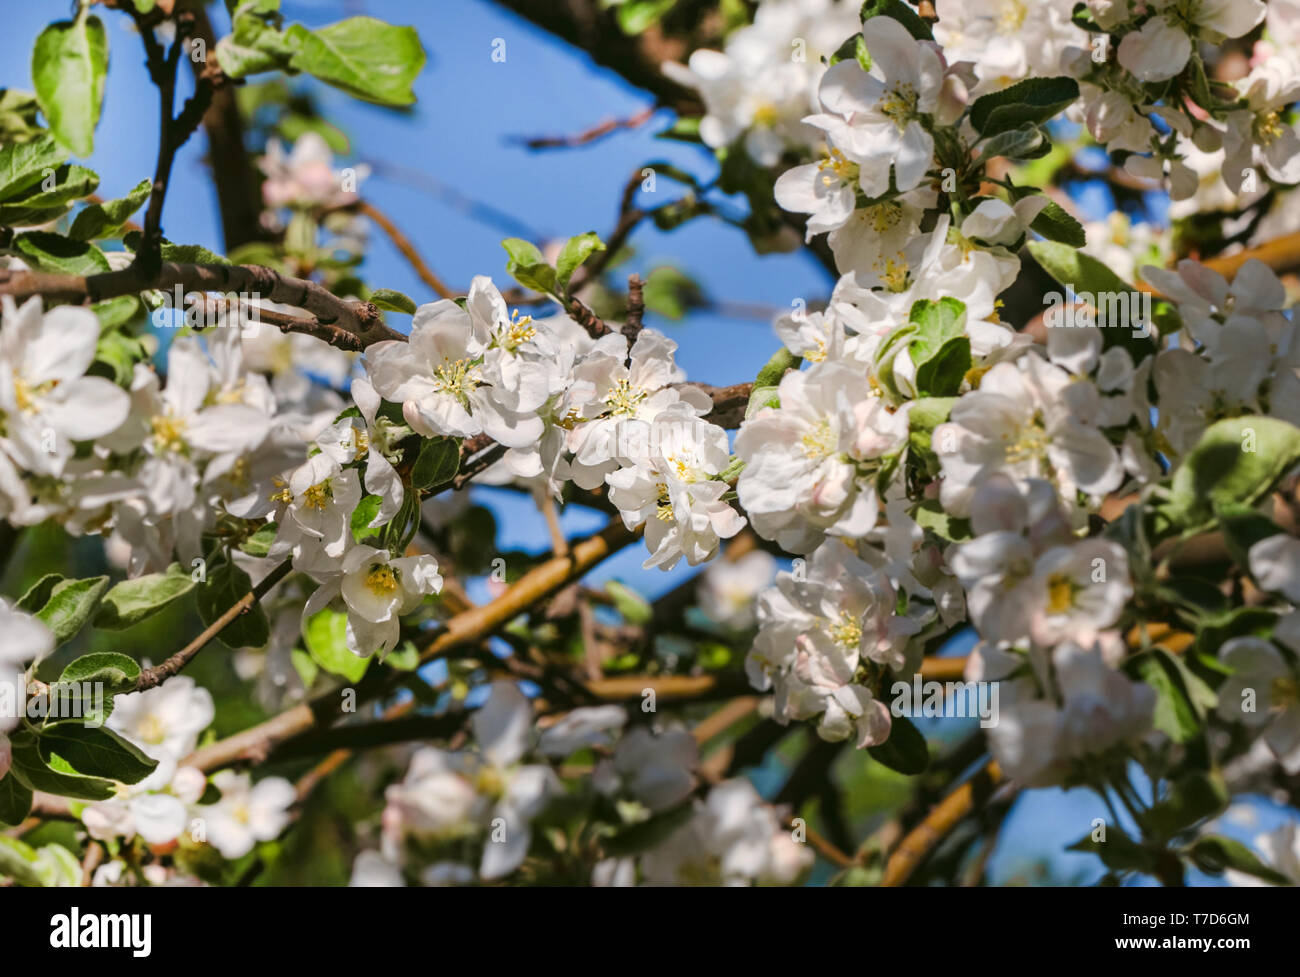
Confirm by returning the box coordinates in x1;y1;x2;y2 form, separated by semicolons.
11;231;110;275
411;436;460;491
59;651;141;693
68;178;151;241
641;266;703;321
502;238;558;295
1068;824;1156;873
39;724;157;784
970;77;1079;137
1129;649;1204;745
16;573;63;613
195;559;269;649
615;0;677;35
239;523;279;558
382;640;419;671
1028;240;1155;358
32;842;81;887
555;232;605;290
303;607;370;681
286;18;425;107
92;295;142;331
912;499;971;541
216;3;295;79
8;734;115;801
0;163;99;225
31;12;109;157
860;2;934;40
974;124;1047;164
0;774;33;827
602;802;696;856
369;288;417;314
605;580;652;626
94;564;197;630
0;835;42;886
350;494;384;541
1156;417;1300;537
0;133;67;201
867;715;929;774
907;396;957;477
33;576;109;647
1188;835;1291;885
1145;772;1228;839
1029;199;1087;247
914;336;970;397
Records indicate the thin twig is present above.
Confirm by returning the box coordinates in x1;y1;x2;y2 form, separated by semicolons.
134;560;292;692
356;200;457;300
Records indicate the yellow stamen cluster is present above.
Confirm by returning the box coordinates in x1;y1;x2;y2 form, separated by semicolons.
151;414;188;454
13;373;55;412
752;102;781;128
302;480;332;511
1272;675;1299;709
603;377;648;416
879;83;919;130
268;475;292;505
800;417;837;459
817;148;858;187
432;357;475;400
351;426;370;459
1002;417;1048;466
1045;573;1077;614
655;483;674;522
1256;110;1284;146
505;309;536;349
828;611;863;651
997;0;1028;32
365;563;399;596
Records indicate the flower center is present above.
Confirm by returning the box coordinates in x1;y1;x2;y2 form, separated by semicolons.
879;83;919;130
352;427;370;459
365;563;399;596
1046;573;1077;614
432;357;476;401
1002;415;1049;466
800;417;837;459
1272;675;1299;709
997;0;1027;31
138;714;168;745
603;377;648;416
302;479;332;510
151;414;188;454
503;310;536;350
13;372;55;413
817;148;859;187
828;611;862;651
1256;110;1284;146
752;101;780;128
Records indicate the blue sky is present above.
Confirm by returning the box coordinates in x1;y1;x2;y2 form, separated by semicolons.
3;0;1286;885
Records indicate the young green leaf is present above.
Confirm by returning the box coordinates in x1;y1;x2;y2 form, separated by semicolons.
286;18;425;107
31;11;108;156
68;177;151;241
555;232;605;291
33;576;109;647
94;564;197;630
38;724;158;785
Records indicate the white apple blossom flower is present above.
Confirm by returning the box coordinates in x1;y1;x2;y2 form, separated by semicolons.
934;353;1123;517
736;362;908;553
107;677;215;762
198;770;295;859
365;298;542;448
1216;635;1300;772
0;296;130;483
259;132;368;211
606;409;745;569
807;16;946;198
639;778;812;885
699;550;778;630
934;0;1085;94
302;544;442;658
